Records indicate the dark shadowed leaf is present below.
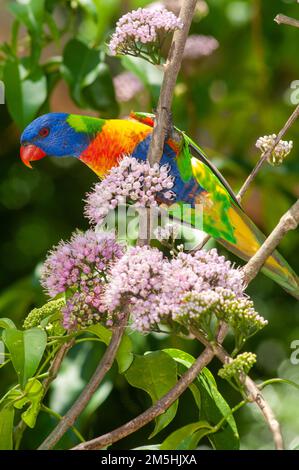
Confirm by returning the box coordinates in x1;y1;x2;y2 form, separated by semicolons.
125;351;178;437
87;324;133;373
62;39;117;113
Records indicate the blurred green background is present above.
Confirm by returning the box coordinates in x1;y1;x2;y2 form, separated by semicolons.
0;0;299;450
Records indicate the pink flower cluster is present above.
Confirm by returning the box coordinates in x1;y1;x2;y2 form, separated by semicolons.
105;246;165;330
109;7;183;64
41;231;123;329
105;246;251;332
183;34;219;60
84;156;174;226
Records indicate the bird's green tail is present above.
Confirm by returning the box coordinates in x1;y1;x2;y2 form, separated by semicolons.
219;203;299;299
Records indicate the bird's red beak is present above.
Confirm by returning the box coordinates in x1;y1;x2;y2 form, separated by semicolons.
20;144;46;168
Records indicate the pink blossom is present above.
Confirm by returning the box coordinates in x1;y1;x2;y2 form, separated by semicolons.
84;156;175;226
109;7;183;64
113;72;144;102
183;34;219;60
41;231;123;330
105;246;247;332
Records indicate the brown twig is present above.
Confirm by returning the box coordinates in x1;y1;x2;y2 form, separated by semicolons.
14;339;75;449
274;14;299;29
38;317;128;450
43;340;75;393
147;0;198;165
191;329;284;450
242;198;299;285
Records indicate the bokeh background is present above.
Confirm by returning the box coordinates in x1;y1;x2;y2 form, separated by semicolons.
0;0;299;450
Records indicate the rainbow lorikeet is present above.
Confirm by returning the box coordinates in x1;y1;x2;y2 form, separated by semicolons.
20;111;299;299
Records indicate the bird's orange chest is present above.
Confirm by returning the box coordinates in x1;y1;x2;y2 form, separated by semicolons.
79;120;152;177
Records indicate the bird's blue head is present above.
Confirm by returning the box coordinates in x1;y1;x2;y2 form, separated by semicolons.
20;113;92;168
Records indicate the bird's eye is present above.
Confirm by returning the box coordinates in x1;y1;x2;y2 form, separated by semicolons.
39;127;50;138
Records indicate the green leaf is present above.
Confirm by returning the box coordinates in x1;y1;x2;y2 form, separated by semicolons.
3;328;47;389
0;318;16;330
3;58;47;129
9;0;45;35
164;348;239;450
86;324;133;373
62;39;117;113
160;421;212;450
163;348;201;414
197;370;239;450
125;351;178;437
0;404;15;450
81;64;119;116
14;379;43;428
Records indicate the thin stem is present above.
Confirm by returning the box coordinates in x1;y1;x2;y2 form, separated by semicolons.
274;14;299;29
14;339;75;449
38;316;128;450
41;405;85;443
259;378;299;391
193;104;299;252
43;340;75;393
238;104;299;200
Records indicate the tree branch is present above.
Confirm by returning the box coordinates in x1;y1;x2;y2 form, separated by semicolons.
147;0;198;165
242;198;299;285
38;317;128;450
274;14;299;29
191;329;284;450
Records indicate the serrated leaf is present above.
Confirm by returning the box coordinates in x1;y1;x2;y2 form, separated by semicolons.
125;351;178;437
0;404;14;450
3;328;47;389
86;324;133;373
13;379;43;428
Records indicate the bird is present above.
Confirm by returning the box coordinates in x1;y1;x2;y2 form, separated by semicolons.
20;111;299;299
